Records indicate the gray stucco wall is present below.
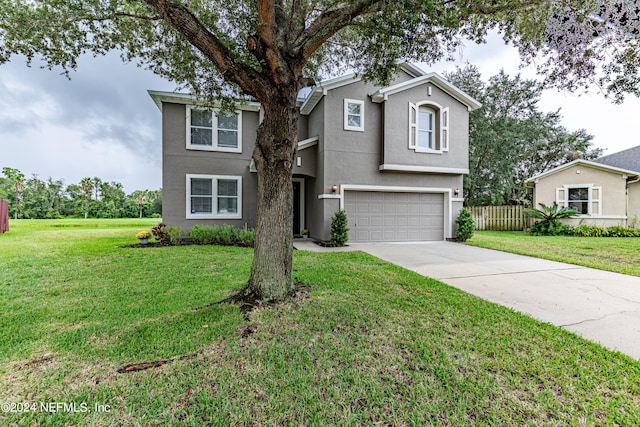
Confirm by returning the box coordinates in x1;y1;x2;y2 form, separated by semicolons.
305;77;469;241
162;102;259;230
382;83;469;169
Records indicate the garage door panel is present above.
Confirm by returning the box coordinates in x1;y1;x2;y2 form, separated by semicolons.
345;191;444;242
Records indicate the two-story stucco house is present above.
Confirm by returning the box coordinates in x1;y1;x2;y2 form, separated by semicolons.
149;63;481;242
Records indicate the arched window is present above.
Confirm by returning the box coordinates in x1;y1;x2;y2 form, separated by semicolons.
417;106;435;149
409;102;449;153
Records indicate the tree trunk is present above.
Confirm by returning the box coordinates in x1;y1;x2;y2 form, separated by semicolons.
247;91;299;302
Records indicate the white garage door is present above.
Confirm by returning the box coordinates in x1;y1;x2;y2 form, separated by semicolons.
344;191;445;242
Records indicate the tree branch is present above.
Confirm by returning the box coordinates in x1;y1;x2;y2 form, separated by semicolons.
296;0;384;62
143;0;266;97
88;12;161;22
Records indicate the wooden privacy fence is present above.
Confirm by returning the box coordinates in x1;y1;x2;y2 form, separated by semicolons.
469;205;533;231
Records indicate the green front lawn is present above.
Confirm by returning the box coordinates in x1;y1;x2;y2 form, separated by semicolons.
1;220;639;425
468;231;640;276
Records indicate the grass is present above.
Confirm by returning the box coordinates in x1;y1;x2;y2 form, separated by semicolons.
467;230;640;277
1;219;640;425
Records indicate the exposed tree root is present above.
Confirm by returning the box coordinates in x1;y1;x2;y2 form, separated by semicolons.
116;352;200;374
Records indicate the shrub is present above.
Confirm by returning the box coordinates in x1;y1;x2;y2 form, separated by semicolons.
237;226;255;247
166;226;186;245
455;208;475;242
188;224;255;246
330;210;349;247
217;224;238;245
524;202;578;236
564;224;640;238
189;225;217;244
151;222;171;244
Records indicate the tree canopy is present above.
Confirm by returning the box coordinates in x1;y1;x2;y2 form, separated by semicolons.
1;1;639;101
446;65;602;206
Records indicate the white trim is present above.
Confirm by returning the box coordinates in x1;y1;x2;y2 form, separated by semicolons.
451;197;465;203
338;184;454;239
441;107;449;152
186;106;243;153
148;90;260;112
527;159;640;184
292;178;305;234
379;164;469;174
558;184;603;217
318;194;341;199
369;72;482;111
186;174;242;219
298;136;319;150
299;63;426;115
344;99;365;132
408;101;449;153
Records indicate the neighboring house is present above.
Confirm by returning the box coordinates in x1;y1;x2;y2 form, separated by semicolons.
525;146;640;227
149;63;481;242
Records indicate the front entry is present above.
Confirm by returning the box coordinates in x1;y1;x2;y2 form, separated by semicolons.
292;178;304;235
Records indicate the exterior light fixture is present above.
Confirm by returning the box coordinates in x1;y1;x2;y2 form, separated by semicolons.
454;188;460;195
331;184;338;193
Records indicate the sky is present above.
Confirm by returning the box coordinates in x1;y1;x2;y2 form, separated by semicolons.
1;33;639;194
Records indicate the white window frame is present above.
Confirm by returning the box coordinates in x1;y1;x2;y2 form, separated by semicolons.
344;99;365;132
408;101;449;153
556;184;602;216
186;174;242;219
186;106;242;153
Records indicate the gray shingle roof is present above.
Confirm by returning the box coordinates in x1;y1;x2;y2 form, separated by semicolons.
593;145;640;173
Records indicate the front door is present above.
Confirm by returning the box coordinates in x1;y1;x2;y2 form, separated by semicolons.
293;180;301;235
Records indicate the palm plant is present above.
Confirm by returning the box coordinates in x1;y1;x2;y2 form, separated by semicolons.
524;202;578;235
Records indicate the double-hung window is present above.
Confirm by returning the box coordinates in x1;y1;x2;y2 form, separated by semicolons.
187;107;242;152
344;99;365;131
186;174;242;219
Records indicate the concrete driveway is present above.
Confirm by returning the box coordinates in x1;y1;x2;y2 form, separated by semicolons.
351;241;640;360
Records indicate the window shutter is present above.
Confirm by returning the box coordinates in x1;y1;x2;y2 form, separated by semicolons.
556;187;566;208
441;107;449;152
409;102;417;149
592;186;602;216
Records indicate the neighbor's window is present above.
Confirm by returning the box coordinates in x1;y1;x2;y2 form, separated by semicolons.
344;99;365;131
186;174;242;219
568;187;589;214
409;102;449;153
187;107;242;152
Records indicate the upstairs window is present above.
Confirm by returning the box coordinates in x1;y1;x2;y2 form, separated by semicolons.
417;106;435;149
186;107;242;152
344;99;365;132
409;102;449;153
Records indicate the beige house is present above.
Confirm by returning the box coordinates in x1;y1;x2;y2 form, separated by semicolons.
525;155;640;227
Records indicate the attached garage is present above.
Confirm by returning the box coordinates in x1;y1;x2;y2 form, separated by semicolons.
344;190;445;242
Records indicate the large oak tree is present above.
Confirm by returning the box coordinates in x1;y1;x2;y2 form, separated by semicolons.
1;0;639;301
